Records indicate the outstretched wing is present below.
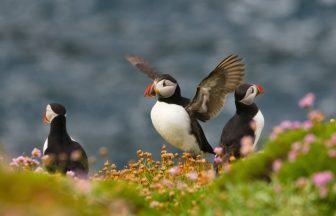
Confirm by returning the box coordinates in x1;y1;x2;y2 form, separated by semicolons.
125;55;160;80
186;54;245;122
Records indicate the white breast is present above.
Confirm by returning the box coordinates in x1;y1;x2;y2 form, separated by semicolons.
253;110;264;149
150;101;200;154
43;138;48;154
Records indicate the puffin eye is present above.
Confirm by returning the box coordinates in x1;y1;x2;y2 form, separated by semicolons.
164;80;175;86
251;88;254;94
163;80;166;87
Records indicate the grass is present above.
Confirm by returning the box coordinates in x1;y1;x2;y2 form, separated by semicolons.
0;169;156;215
0;117;336;215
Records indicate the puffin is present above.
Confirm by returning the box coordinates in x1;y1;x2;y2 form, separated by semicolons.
42;103;88;177
219;83;264;161
126;54;245;156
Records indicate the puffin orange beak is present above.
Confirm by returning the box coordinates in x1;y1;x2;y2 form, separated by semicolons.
144;83;157;97
256;85;264;96
42;112;49;124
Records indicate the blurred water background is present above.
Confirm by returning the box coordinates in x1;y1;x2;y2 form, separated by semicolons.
0;0;335;169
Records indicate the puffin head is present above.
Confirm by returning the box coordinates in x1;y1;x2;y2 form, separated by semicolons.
235;83;264;105
144;74;180;99
43;103;67;124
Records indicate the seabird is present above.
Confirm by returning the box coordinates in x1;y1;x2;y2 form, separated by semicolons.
220;83;264;161
42;103;88;177
126;54;245;157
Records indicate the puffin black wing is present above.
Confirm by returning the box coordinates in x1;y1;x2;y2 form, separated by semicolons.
191;120;214;154
186;54;245;122
125;55;161;80
182;98;214;154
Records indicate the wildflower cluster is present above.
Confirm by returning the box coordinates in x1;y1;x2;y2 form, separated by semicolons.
8;147;94;196
9;148;43;172
214;135;257;173
271;129;336;197
325;133;336;158
272;134;315;172
10;156;40;171
288;171;336;199
298;93;315;109
267;92;336;200
287;134;315;162
270;93;325;140
297;93;326;123
313;171;335;198
270;119;314;140
240;136;254;156
94;145;215;209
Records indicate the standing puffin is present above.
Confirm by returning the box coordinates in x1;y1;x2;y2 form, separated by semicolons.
220;83;264;160
42;103;88;177
126;54;245;156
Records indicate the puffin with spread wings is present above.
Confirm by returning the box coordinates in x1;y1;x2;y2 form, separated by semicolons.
126;54;245;156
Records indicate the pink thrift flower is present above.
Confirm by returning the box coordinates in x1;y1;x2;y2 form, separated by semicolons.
240;136;254;156
66;171;75;178
302;120;313;130
272;159;282;173
299;93;315;108
214;147;223;155
312;171;334;187
241;136;253;146
270;126;284;140
308;110;325;122
279;120;292;130
176;181;187;190
291;121;302;129
270;132;277;140
168;166;179;176
71;150;82;161
15;156;26;164
304;134;316;144
319;187;328;199
186;171;198;181
249;120;257;130
292;142;301;151
31;148;42;158
288;150;298;162
328;150;336;158
161;179;174;189
214;156;222;164
273;126;284;134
